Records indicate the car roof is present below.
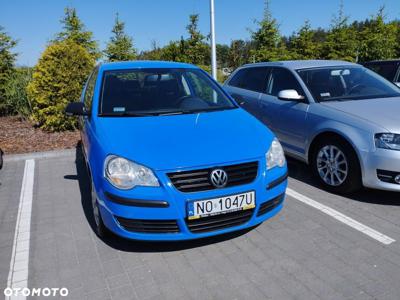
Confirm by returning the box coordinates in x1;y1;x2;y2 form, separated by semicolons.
99;60;197;72
363;59;400;64
241;60;357;70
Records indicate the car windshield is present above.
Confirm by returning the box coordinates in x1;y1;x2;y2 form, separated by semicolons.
99;68;236;116
297;66;400;102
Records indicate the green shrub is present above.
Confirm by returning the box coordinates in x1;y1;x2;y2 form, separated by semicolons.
3;67;33;118
0;26;18;116
27;40;95;131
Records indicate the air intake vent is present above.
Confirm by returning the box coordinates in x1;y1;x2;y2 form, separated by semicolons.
168;162;258;193
116;217;180;233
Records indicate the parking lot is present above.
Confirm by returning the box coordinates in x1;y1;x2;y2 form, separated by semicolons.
1;148;400;300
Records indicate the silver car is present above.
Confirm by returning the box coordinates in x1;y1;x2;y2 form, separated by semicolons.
223;60;400;193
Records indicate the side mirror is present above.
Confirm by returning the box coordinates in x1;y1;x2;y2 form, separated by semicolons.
65;102;89;116
278;89;305;102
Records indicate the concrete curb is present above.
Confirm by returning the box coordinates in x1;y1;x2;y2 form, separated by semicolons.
4;148;76;162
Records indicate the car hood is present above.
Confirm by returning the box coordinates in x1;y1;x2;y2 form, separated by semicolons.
97;109;273;171
321;97;400;132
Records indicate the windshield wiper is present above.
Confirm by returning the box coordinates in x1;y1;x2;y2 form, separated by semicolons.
100;106;237;117
99;112;159;117
320;96;360;102
151;107;234;115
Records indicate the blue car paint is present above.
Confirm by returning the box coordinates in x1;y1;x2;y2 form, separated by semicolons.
81;61;287;241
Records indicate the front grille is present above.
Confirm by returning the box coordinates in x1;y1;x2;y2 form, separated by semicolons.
257;193;285;217
185;209;254;233
168;161;258;193
115;217;180;233
377;169;400;184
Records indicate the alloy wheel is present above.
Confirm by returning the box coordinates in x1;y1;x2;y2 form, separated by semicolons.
316;145;348;186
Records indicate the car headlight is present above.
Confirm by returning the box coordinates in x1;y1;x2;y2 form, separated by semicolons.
104;155;159;189
266;138;286;170
375;133;400;151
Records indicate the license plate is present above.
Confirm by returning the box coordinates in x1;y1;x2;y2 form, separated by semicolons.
187;191;255;220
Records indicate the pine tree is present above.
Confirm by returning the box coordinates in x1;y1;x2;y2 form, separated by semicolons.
185;14;208;65
104;14;137;62
321;1;357;61
250;0;290;62
53;7;100;60
357;7;398;62
0;26;18;115
289;21;321;59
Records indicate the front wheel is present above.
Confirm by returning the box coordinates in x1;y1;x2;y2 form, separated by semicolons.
311;137;362;194
90;179;109;238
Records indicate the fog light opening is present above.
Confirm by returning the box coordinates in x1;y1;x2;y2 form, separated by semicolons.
394;175;400;184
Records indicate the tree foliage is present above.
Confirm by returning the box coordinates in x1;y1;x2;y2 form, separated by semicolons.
27;40;95;131
250;0;290;62
184;14;208;65
104;14;137;62
228;40;254;69
289;21;321;59
53;7;100;60
321;2;358;61
357;8;398;62
0;26;18;115
4;67;32;118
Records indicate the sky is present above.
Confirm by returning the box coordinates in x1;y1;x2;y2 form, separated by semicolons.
1;0;399;66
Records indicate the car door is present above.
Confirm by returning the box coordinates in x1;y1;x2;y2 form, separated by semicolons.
81;67;99;160
224;67;269;119
259;67;309;155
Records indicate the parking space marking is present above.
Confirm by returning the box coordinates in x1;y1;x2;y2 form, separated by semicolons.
286;188;396;245
6;159;35;299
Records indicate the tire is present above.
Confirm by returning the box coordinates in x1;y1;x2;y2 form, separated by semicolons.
90;178;109;238
310;136;362;194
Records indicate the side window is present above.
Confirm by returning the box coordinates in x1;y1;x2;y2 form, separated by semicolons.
228;69;247;88
365;63;398;82
228;67;269;93
83;67;99;112
268;68;304;97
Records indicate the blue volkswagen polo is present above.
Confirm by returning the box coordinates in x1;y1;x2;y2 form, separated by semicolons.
66;61;287;241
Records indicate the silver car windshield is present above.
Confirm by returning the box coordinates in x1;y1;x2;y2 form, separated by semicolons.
297;66;400;102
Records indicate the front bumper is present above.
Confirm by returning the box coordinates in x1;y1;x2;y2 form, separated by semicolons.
95;158;288;241
361;148;400;192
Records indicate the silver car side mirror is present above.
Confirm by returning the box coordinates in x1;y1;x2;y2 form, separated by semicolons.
278;89;305;101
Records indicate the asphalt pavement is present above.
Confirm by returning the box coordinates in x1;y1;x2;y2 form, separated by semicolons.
1;148;400;300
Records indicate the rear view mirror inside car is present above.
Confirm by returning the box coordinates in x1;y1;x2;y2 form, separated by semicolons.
331;69;350;76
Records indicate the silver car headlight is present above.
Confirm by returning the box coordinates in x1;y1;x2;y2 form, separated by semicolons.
266;138;286;170
104;155;159;189
375;133;400;151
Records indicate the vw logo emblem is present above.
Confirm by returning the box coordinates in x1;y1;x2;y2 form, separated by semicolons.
210;169;228;188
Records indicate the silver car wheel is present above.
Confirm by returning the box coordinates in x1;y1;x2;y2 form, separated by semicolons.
316;145;348;186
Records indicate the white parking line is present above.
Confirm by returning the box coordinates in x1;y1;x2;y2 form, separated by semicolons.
286;188;396;245
6;159;35;300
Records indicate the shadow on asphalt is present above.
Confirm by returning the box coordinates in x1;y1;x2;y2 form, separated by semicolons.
287;157;400;206
67;144;256;253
